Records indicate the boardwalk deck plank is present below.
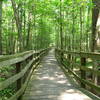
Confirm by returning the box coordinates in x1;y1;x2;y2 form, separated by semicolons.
22;49;95;100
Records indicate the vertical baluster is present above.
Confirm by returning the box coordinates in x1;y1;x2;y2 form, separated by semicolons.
16;62;22;100
80;57;86;88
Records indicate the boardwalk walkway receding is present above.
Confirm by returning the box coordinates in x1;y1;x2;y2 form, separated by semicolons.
22;49;93;100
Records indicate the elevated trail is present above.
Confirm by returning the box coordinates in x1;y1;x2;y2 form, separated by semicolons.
22;49;96;100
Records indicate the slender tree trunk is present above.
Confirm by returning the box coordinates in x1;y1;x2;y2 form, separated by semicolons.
23;5;26;50
60;0;63;50
0;0;2;54
11;0;23;52
26;12;31;50
91;0;99;91
80;7;83;51
72;6;75;51
59;0;64;61
33;9;36;50
91;0;99;52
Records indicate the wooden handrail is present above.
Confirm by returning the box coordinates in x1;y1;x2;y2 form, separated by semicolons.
56;49;100;59
62;59;100;92
0;48;49;100
80;67;100;76
61;58;100;76
9;62;39;100
56;48;100;75
0;56;39;91
0;49;47;67
55;48;100;94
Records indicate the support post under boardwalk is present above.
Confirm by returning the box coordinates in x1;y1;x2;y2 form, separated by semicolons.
16;62;22;100
80;57;86;88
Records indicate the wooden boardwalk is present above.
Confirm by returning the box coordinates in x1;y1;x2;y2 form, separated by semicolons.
22;49;96;100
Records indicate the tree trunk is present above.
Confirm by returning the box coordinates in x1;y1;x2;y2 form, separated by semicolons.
11;0;23;52
26;12;31;50
91;0;99;52
80;7;83;51
91;0;100;92
59;0;64;61
0;0;2;54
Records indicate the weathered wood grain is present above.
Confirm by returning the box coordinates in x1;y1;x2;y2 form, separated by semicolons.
0;49;46;67
22;50;96;100
0;48;48;100
8;62;39;100
0;57;36;90
57;49;100;59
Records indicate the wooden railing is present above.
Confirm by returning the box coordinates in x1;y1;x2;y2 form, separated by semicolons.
0;48;49;100
55;48;100;95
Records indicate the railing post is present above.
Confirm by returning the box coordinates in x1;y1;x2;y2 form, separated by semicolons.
23;58;29;83
60;50;64;62
30;55;33;60
16;62;22;100
80;57;86;88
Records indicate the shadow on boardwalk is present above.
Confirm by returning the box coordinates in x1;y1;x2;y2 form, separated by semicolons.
22;49;95;100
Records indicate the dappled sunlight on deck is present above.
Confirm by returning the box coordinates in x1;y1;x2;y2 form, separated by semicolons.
22;50;93;100
59;91;91;100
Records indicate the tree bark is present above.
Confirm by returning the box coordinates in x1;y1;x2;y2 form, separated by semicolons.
0;0;2;54
59;0;64;61
91;0;100;92
11;0;23;52
26;12;31;50
91;0;99;52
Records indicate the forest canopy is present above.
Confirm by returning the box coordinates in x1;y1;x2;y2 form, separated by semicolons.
0;0;99;54
0;0;100;100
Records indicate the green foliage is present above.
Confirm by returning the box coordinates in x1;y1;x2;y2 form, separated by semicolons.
0;0;99;98
0;85;15;100
0;65;15;99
